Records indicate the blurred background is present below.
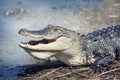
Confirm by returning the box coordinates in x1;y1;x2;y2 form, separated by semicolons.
0;0;120;80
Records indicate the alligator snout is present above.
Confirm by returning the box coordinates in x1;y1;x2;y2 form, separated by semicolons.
18;28;43;38
18;28;28;36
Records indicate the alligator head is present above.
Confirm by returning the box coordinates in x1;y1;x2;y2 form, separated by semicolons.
19;25;85;65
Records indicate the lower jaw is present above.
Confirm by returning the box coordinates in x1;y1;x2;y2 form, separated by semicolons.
24;49;56;60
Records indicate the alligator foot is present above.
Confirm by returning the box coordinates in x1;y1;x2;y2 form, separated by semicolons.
89;63;102;74
89;53;115;74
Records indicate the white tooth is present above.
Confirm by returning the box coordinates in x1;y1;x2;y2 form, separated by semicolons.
27;42;29;46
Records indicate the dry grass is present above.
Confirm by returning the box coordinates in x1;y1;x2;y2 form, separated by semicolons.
18;60;120;80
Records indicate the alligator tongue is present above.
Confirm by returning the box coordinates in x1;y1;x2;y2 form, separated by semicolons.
28;38;56;45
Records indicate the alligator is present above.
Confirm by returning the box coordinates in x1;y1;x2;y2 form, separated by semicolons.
18;24;120;73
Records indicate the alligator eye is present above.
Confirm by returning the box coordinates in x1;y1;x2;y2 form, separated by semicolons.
52;28;62;32
54;29;59;31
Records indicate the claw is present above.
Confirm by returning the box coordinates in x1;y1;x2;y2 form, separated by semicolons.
89;64;102;74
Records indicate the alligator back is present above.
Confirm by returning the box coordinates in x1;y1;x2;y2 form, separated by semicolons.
82;25;120;63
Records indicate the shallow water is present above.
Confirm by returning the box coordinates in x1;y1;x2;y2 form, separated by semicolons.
0;0;105;79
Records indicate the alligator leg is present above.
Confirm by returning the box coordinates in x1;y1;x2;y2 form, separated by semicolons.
90;53;115;73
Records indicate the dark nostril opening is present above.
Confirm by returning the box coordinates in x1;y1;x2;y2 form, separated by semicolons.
18;28;27;34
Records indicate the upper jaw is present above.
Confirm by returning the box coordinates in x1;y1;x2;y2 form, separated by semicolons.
18;28;60;39
18;28;42;38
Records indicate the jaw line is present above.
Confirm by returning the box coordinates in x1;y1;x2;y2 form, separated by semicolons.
23;48;57;60
19;36;73;51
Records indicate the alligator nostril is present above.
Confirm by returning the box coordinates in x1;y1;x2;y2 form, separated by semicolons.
18;28;27;35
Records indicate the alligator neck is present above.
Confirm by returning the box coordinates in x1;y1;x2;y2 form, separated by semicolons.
54;37;87;66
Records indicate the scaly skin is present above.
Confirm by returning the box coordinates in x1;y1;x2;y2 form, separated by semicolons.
82;25;120;73
19;24;120;73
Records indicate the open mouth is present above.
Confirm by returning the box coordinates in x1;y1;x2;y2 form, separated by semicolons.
21;37;59;46
19;35;73;51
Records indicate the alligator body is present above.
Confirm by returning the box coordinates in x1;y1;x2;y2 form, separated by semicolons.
19;24;120;73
